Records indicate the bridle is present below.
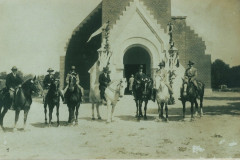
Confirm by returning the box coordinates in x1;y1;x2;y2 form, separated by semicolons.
107;80;123;94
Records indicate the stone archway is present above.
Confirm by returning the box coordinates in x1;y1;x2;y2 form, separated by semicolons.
123;46;151;79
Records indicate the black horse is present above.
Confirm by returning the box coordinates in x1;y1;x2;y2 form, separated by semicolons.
45;79;64;127
133;76;153;120
180;79;205;121
0;77;40;131
64;75;82;125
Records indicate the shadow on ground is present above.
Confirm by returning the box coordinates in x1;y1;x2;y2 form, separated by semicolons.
31;121;69;128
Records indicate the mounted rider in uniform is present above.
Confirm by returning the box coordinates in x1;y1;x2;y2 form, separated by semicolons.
43;68;64;104
179;61;199;100
153;61;173;100
5;66;23;110
98;66;111;104
132;65;146;98
63;66;83;103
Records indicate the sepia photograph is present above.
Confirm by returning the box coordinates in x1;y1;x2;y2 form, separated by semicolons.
0;0;240;159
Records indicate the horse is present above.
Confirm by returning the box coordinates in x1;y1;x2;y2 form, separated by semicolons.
89;60;126;122
64;75;82;126
133;76;152;120
0;76;40;132
180;79;205;121
155;76;170;121
45;79;63;127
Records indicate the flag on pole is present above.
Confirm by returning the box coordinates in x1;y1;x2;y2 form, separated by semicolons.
87;23;107;43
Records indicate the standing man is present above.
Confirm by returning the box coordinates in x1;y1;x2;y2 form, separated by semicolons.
43;68;55;104
5;66;23;110
128;74;134;95
98;66;111;104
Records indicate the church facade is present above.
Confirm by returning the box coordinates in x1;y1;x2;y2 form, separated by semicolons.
60;0;211;96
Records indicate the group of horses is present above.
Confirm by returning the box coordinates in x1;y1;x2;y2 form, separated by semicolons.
0;60;205;132
132;75;205;122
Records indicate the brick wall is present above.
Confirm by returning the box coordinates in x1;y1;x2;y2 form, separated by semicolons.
172;17;211;88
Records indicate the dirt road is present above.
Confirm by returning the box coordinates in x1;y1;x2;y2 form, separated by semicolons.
0;92;240;159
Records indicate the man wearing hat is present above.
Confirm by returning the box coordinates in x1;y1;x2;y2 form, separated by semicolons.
128;74;134;95
155;61;173;94
5;66;23;109
64;66;83;103
43;68;55;104
179;61;199;100
132;65;146;98
98;66;111;104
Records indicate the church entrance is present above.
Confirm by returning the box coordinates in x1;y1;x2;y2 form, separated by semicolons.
123;46;151;94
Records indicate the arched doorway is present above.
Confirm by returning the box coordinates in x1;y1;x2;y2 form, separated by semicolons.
123;46;151;93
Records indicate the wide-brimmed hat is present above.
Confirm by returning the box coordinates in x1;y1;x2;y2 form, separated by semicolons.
71;66;76;70
158;61;165;67
103;67;110;73
188;61;194;65
11;66;18;71
47;68;54;72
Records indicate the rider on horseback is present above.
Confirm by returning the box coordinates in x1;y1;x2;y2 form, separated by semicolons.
133;65;146;99
63;66;83;104
99;66;111;105
179;61;199;100
153;61;173;99
5;66;23;110
43;68;55;103
43;68;64;103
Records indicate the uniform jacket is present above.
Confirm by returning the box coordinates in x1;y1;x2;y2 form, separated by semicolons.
185;67;197;80
99;73;111;88
6;72;23;89
43;74;55;89
155;68;168;83
66;71;80;85
134;72;146;84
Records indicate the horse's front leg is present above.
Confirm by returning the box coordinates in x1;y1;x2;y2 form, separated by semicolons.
56;104;60;127
75;103;80;126
135;100;139;118
13;109;20;132
165;103;168;122
190;101;194;121
111;104;116;122
91;103;95;120
96;103;101;120
23;109;29;130
48;106;54;127
44;103;47;124
144;100;148;120
182;101;186;121
200;96;204;117
0;107;8;130
194;99;199;117
139;100;143;117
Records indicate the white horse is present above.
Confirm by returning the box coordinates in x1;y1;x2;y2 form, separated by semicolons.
89;53;126;122
155;76;170;121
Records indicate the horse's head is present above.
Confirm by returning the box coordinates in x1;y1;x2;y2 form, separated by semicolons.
50;79;60;96
22;76;41;94
68;74;77;92
141;77;152;94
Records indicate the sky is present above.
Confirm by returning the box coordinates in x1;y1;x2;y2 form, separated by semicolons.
0;0;239;75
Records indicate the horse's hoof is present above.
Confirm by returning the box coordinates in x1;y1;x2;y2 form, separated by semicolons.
106;120;111;124
190;118;195;122
92;117;95;120
98;117;102;120
135;115;138;118
74;123;78;126
182;118;186;122
166;118;169;122
13;128;17;132
144;116;147;120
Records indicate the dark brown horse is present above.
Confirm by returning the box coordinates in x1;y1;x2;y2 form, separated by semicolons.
64;75;82;125
0;77;40;132
180;79;204;121
133;76;153;120
45;79;63;127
